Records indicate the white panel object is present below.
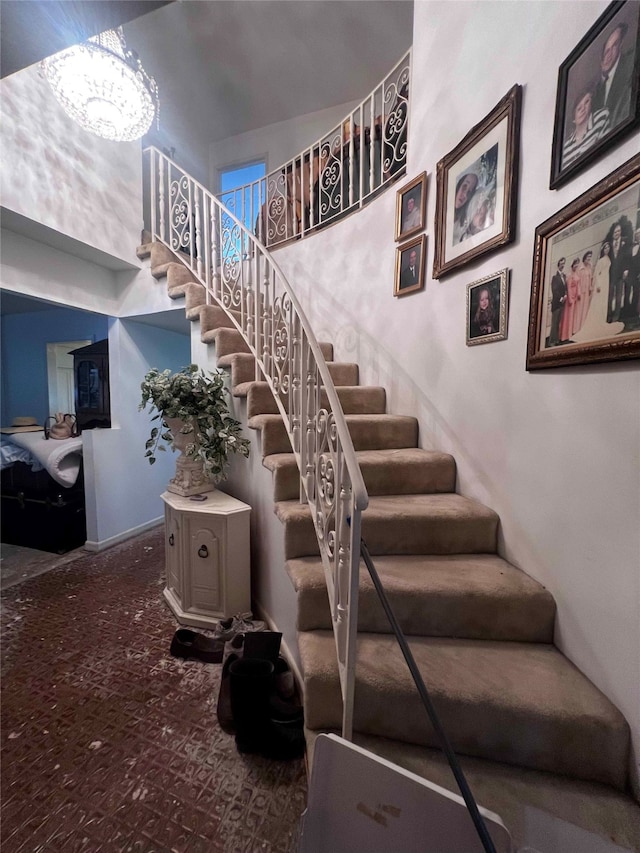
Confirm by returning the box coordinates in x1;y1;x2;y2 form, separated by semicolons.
161;490;251;628
299;735;513;853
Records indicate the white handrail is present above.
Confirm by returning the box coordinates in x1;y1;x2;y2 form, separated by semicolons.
217;50;411;249
145;146;368;737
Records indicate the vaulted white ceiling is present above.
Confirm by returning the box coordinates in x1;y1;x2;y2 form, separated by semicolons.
126;1;414;179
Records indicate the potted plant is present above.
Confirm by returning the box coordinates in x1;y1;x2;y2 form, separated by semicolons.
139;364;250;496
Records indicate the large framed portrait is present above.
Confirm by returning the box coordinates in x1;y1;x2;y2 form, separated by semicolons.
433;85;522;280
394;234;426;297
395;172;427;241
466;269;509;346
550;1;640;190
527;153;640;370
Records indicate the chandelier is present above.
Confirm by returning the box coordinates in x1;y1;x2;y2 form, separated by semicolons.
40;27;159;142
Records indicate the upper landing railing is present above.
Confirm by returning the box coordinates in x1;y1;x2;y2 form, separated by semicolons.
218;51;410;249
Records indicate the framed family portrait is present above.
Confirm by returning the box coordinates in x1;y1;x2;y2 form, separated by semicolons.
395;172;427;241
526;153;640;370
550;1;640;189
394;234;426;297
466;269;509;346
433;84;522;279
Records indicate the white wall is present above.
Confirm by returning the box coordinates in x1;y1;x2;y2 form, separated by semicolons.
209;99;360;190
274;0;640;783
83;318;191;547
0;64;142;264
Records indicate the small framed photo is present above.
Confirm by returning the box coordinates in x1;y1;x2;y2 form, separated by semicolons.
394;234;426;297
395;172;427;241
550;1;640;189
466;269;509;346
433;85;522;280
527;153;640;370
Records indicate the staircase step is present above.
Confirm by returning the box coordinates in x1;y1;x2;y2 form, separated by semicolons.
299;631;630;789
276;493;498;559
199;304;237;335
163;261;198;290
208;327;251;358
303;731;640;853
246;382;386;418
149;242;181;277
327;362;359;385
221;353;261;387
249;413;419;457
166;282;206;318
264;448;456;501
287;554;555;641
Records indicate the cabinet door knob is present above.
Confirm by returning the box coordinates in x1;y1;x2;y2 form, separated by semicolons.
169;533;175;546
198;545;208;558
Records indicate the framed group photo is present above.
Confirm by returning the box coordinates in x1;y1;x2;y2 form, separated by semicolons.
550;0;640;189
394;234;426;297
433;84;522;279
466;269;509;346
395;172;427;241
527;153;640;370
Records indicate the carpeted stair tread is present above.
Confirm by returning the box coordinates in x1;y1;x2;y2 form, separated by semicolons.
148;242;182;277
304;731;640;853
276;493;498;558
218;352;262;386
246;382;387;418
287;553;555;641
208;327;251;357
299;631;630;789
264;448;456;501
249;413;419;456
199;304;238;334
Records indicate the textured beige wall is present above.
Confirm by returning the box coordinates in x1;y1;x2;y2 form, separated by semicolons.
0;63;142;264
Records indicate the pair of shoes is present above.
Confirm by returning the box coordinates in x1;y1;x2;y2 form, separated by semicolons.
170;628;224;663
213;612;266;642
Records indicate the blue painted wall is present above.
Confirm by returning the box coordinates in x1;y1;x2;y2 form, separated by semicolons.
1;307;108;427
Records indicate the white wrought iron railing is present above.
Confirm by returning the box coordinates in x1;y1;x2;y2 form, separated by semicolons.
218;50;410;249
145;146;369;737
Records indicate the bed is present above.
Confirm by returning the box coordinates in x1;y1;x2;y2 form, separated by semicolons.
1;431;87;554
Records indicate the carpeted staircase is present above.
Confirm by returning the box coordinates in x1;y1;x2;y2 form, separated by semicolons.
138;239;639;846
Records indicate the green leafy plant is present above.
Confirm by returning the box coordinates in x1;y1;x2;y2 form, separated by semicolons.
139;365;250;479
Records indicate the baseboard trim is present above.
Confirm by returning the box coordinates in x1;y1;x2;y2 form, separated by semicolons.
84;517;164;552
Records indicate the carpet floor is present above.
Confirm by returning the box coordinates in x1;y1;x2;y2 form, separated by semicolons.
0;526;307;853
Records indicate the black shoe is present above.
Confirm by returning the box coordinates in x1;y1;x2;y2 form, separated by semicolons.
170;628;224;663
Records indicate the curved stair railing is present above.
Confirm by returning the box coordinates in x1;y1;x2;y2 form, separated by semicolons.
217;50;410;249
145;145;368;737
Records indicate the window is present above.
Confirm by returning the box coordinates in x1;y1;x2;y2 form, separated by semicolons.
219;161;265;234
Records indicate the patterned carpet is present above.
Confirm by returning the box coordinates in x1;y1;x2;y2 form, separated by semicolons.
0;527;307;853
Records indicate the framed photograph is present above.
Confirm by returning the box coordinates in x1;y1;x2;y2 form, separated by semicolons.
395;172;427;241
394;234;426;297
433;84;522;280
466;269;509;346
550;1;640;189
527;153;640;370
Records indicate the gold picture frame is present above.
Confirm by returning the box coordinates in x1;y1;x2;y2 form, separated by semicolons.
395;172;427;241
527;153;640;370
394;234;426;297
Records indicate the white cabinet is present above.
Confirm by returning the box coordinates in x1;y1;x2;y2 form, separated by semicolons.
161;490;251;629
